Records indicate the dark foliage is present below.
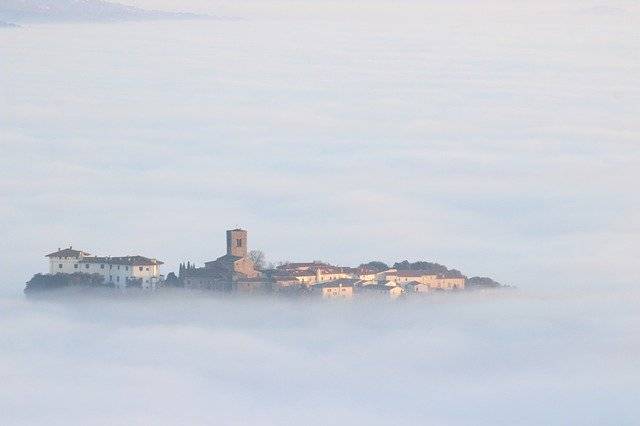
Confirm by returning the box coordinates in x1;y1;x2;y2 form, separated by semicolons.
25;272;111;294
165;272;182;288
358;261;389;272
467;276;503;288
126;277;143;288
393;260;464;277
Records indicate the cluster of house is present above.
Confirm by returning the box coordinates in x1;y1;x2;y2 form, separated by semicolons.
178;229;465;298
44;228;466;298
269;262;465;299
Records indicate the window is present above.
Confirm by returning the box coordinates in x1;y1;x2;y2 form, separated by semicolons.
85;264;89;269
117;265;120;270
116;276;120;282
58;264;63;269
109;275;112;282
100;264;105;269
145;267;149;271
139;266;143;272
126;266;129;271
74;264;78;269
236;238;242;247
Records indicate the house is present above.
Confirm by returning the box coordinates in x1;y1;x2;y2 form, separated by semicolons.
277;262;351;284
404;281;430;293
352;267;377;281
46;247;92;274
361;284;404;299
291;270;319;285
434;274;465;290
276;261;327;272
46;247;164;289
395;270;439;285
312;279;357;299
271;273;301;289
375;268;398;283
394;270;466;290
316;268;351;283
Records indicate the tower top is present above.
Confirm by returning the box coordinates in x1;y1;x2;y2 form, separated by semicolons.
226;229;248;258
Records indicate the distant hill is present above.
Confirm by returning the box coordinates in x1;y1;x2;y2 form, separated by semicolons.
0;20;19;27
0;0;204;23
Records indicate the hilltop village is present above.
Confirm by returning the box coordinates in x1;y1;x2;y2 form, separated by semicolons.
28;228;504;297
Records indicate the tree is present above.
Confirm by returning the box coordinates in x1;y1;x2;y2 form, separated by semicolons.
359;261;389;272
467;277;503;288
24;272;110;294
126;277;142;288
165;272;182;288
249;250;266;270
393;260;450;275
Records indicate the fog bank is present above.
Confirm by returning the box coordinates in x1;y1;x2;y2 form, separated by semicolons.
1;288;639;425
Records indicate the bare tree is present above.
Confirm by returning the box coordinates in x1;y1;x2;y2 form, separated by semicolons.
249;250;266;270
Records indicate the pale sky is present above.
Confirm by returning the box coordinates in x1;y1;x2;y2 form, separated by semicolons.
1;0;639;292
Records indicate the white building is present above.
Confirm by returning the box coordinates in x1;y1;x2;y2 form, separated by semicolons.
46;247;164;289
403;281;430;294
360;284;404;299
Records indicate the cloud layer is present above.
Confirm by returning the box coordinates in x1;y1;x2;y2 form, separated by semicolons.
1;288;639;425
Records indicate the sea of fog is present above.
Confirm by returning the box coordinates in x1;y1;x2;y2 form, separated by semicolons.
1;288;639;425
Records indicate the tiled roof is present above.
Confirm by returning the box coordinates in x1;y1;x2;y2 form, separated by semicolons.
46;248;90;258
362;284;400;291
80;256;163;266
277;262;327;269
437;274;466;279
205;254;243;266
397;270;438;277
313;278;359;289
182;267;230;279
292;271;316;277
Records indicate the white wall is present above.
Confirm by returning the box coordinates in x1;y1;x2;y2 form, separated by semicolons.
49;256;82;275
77;261;161;289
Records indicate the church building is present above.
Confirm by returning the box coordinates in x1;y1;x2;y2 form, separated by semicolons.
180;229;261;290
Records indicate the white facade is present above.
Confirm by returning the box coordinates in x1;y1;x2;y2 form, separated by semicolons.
47;247;91;274
46;248;164;289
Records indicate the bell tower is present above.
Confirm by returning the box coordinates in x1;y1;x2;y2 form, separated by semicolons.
226;229;248;258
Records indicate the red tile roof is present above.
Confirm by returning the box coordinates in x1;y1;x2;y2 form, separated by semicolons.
397;270;438;277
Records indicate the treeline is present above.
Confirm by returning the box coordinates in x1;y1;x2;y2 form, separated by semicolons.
466;277;503;288
359;260;462;277
25;273;114;294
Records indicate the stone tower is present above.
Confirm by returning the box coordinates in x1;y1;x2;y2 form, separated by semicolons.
226;229;248;258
